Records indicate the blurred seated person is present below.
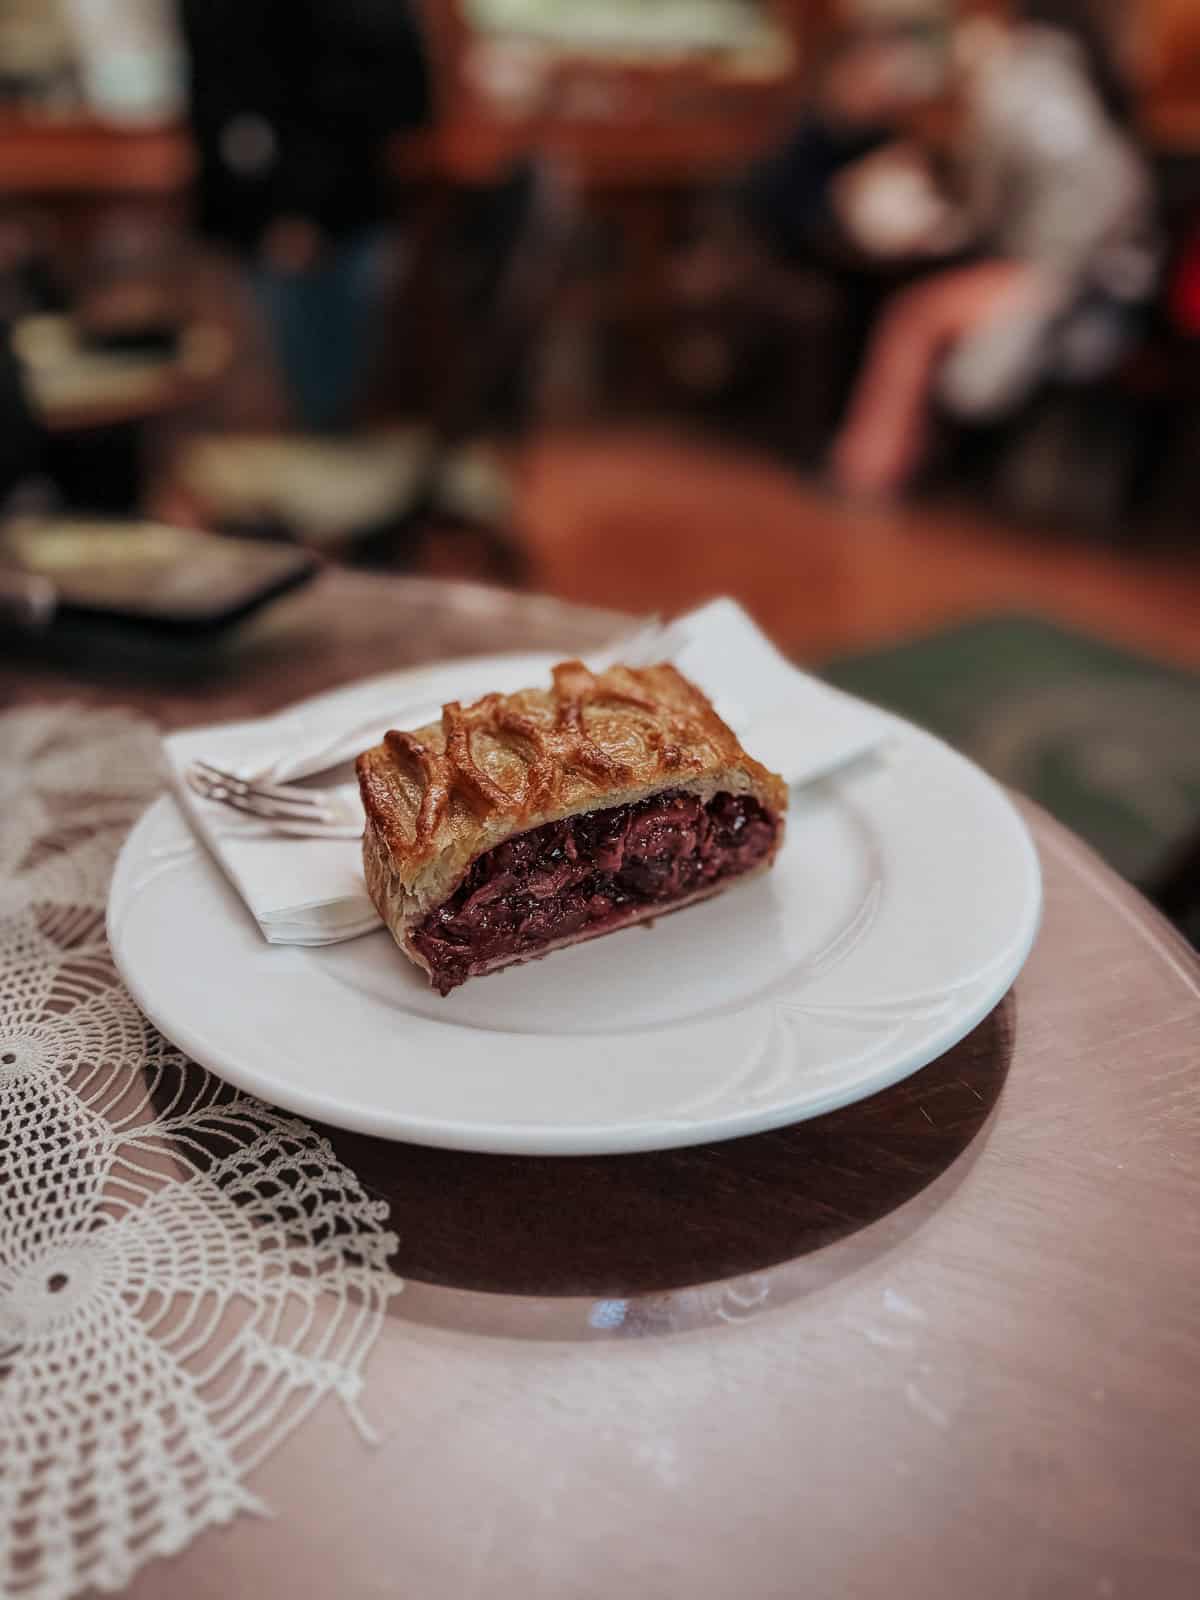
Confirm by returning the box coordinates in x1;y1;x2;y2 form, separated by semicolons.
179;0;430;434
832;0;1159;499
671;20;963;439
735;20;960;274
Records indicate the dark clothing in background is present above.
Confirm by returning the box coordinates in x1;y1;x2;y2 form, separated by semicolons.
180;0;431;430
180;0;431;254
735;118;890;267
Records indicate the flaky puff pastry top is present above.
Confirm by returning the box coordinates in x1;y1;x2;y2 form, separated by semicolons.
356;660;788;923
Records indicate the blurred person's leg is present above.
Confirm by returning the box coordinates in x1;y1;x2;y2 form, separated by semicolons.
252;228;392;434
937;303;1059;422
831;259;1055;498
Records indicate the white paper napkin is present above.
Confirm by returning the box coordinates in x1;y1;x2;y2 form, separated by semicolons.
671;599;887;785
163;599;891;947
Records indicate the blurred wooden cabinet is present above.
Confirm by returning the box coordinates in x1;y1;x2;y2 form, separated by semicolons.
411;0;813;185
1140;0;1200;147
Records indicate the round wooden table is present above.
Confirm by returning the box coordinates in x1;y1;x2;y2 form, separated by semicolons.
4;573;1198;1599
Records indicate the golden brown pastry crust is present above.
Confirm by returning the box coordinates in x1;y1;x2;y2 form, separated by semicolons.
356;659;788;975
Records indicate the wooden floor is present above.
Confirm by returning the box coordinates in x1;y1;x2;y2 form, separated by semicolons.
517;425;1200;668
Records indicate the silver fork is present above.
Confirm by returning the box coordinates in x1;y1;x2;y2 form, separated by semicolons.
185;761;363;839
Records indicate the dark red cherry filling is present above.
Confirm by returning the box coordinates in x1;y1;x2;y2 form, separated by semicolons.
411;788;779;994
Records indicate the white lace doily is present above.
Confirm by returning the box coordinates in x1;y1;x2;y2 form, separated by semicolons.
0;705;400;1599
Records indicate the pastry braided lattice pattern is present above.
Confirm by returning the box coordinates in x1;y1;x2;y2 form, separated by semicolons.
367;658;758;862
0;706;399;1599
383;661;669;838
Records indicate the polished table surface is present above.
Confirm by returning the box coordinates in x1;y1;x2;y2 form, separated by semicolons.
4;572;1199;1598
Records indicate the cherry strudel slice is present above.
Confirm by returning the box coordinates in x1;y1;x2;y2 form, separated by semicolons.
356;660;788;995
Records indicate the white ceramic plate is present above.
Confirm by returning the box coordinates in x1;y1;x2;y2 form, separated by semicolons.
109;653;1041;1155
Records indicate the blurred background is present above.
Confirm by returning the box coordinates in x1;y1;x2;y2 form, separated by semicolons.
0;0;1196;932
